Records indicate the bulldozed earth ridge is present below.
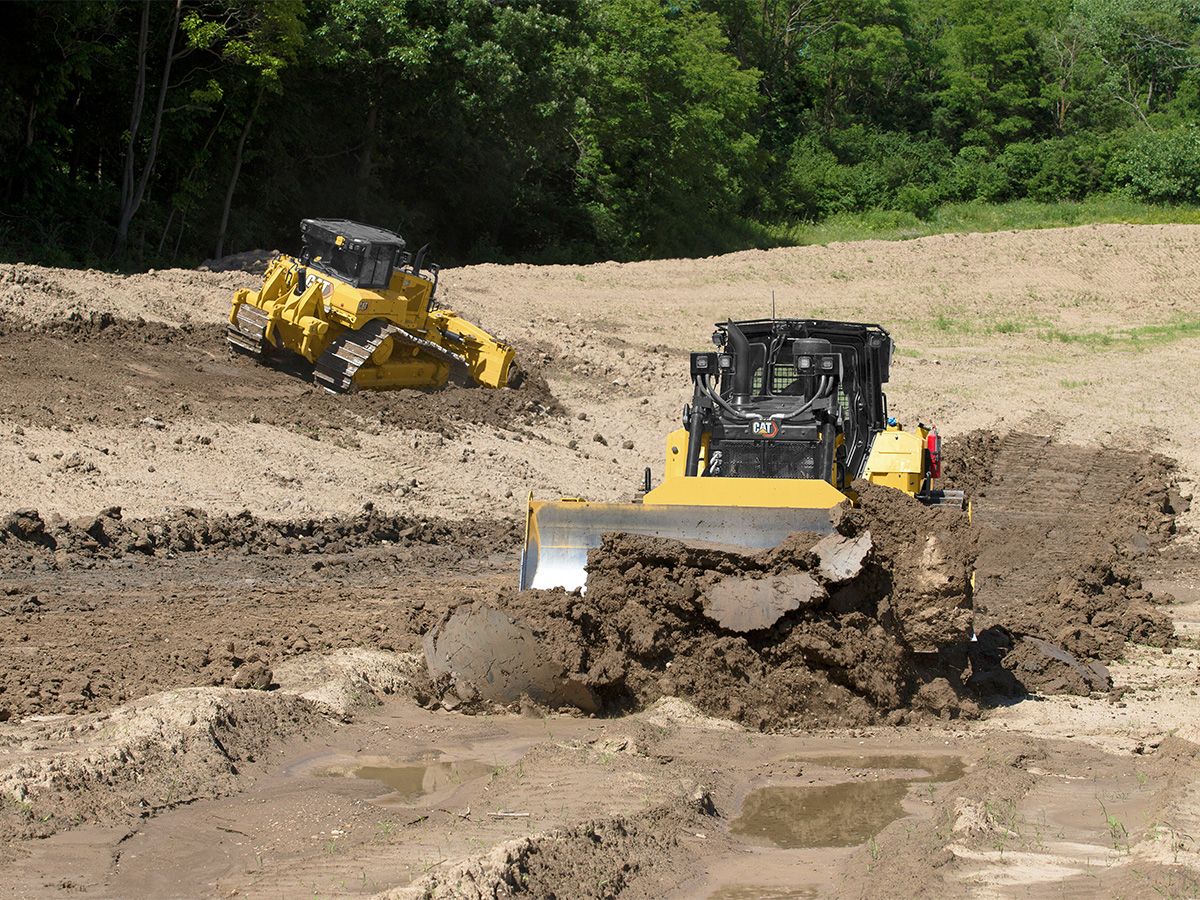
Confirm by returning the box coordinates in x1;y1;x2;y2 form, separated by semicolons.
420;434;1185;727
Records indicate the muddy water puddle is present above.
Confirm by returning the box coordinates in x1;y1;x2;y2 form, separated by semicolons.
732;754;965;850
317;757;492;802
351;759;492;798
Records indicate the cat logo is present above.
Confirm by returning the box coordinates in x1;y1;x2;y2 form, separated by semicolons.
304;273;335;299
751;420;779;439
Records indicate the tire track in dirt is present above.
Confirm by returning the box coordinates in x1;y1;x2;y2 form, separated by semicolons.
973;432;1174;606
955;432;1181;693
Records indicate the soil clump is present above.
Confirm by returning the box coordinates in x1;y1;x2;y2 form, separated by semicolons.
426;482;978;729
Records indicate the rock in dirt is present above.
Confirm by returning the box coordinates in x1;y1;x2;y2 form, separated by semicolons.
1002;636;1112;695
702;572;824;632
424;603;599;713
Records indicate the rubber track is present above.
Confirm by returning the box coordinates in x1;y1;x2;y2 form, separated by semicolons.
226;305;269;357
312;321;466;394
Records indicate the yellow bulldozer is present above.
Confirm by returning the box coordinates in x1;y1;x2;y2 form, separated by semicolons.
228;219;518;392
521;318;964;591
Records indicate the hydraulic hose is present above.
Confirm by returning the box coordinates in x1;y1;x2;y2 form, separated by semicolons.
685;380;707;477
698;373;832;423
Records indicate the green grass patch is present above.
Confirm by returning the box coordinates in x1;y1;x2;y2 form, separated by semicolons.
1039;318;1200;348
991;320;1025;334
760;195;1200;247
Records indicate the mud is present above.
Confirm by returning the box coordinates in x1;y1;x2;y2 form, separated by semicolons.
427;482;978;729
0;311;559;436
0;510;515;721
945;431;1182;695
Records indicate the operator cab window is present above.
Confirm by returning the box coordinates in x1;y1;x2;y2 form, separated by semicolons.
359;244;396;290
328;245;362;283
308;238;363;285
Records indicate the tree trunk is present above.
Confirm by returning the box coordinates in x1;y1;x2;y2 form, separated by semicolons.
356;97;379;218
156;206;176;257
160;106;226;258
214;86;264;259
115;0;182;255
118;0;150;244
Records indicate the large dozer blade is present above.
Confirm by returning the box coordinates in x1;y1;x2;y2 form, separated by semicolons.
520;498;839;592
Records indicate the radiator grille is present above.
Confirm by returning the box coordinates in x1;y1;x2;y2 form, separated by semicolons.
714;440;824;479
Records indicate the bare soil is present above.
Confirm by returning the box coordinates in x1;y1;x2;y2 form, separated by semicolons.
2;225;1200;897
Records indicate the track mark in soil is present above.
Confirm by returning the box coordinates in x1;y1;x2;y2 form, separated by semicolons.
945;432;1181;697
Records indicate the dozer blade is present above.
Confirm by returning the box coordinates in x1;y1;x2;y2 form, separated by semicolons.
520;498;839;592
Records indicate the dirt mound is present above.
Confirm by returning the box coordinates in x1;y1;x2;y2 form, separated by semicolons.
1;505;517;569
425;483;977;730
0;311;559;436
387;794;710;900
952;431;1182;695
0;262;253;327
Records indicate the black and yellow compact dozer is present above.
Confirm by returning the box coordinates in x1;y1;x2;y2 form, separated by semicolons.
521;318;964;591
229;219;518;393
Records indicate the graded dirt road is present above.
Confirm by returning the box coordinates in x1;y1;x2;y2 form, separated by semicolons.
1;224;1199;898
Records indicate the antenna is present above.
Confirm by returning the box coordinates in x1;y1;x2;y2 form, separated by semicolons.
771;290;776;322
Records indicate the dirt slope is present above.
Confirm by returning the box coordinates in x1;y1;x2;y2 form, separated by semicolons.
1;225;1200;898
3;223;1200;520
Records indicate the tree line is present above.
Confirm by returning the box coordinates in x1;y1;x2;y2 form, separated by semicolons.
2;0;1198;268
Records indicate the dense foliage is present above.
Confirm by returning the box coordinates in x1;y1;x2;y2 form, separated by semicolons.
1;0;1198;267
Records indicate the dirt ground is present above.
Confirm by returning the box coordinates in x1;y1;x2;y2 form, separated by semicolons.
2;223;1200;898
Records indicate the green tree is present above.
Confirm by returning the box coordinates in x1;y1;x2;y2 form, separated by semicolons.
930;0;1052;148
1076;0;1200;125
573;0;762;255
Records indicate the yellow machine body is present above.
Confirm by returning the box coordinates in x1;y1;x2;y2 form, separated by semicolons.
519;317;962;592
520;421;941;592
227;220;517;393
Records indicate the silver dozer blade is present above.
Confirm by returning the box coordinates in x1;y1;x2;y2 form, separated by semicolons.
520;498;838;592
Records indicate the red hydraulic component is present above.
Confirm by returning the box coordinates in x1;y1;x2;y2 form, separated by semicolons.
927;429;942;479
